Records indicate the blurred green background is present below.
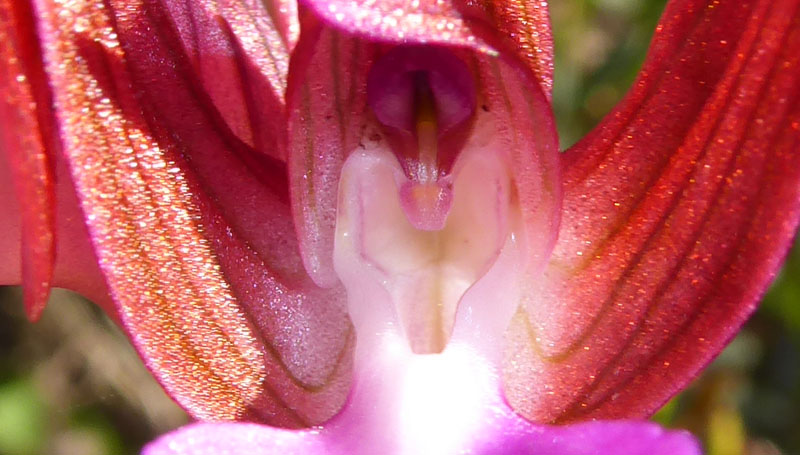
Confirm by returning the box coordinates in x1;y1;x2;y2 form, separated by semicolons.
1;0;799;454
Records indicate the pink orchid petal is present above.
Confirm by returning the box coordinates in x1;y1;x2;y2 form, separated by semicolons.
474;419;701;455
285;21;374;287
142;422;323;455
143;418;700;455
302;0;553;96
0;0;56;321
262;328;697;455
504;0;800;423
20;0;352;426
453;0;554;98
152;0;295;161
0;119;112;320
144;348;700;455
301;0;490;49
0;0;111;318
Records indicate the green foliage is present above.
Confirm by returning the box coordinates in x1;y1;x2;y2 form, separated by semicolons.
0;380;46;455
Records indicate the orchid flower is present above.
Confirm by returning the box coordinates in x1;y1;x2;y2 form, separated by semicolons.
2;0;800;453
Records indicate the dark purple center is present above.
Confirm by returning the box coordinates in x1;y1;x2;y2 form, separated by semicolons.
367;46;476;183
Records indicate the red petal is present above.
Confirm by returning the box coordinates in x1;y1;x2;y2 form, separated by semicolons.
285;20;374;287
25;0;352;426
302;0;553;96
504;0;800;422
0;0;111;320
453;0;554;98
150;0;297;162
0;0;56;321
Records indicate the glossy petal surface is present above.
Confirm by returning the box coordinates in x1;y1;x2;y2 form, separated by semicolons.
0;0;56;320
303;0;488;49
151;0;295;161
504;0;800;423
26;0;352;426
303;0;553;94
143;417;700;455
143;423;322;455
453;0;554;97
0;0;111;318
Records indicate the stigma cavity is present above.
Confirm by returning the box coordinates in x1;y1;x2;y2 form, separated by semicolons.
367;46;476;231
334;46;519;354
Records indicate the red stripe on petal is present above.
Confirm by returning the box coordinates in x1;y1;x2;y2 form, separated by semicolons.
151;0;293;162
25;0;351;426
471;54;560;275
287;23;377;287
454;0;554;98
0;0;112;319
302;0;554;98
503;0;800;423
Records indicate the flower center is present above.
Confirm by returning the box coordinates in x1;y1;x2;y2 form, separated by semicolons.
367;46;476;231
335;47;524;355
